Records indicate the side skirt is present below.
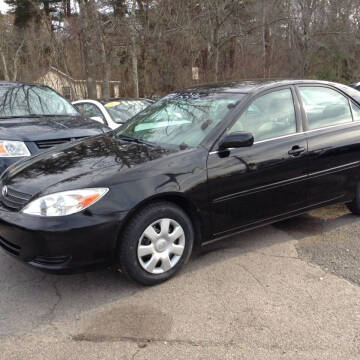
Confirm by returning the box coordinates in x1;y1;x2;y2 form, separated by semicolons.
201;195;346;247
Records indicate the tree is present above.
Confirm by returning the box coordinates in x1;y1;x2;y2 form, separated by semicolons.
5;0;62;27
1;0;360;94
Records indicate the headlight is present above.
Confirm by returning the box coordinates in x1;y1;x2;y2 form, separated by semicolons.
22;188;109;216
0;140;30;157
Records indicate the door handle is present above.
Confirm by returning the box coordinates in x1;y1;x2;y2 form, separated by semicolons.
288;145;305;156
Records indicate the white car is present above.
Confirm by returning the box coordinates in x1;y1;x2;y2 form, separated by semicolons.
73;98;153;130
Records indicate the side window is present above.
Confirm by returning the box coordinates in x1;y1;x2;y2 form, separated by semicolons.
298;87;352;130
229;89;296;142
351;101;360;122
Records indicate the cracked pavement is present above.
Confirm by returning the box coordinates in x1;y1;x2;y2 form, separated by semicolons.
1;204;360;359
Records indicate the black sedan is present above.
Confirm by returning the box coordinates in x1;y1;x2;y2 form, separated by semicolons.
0;82;109;174
1;79;360;285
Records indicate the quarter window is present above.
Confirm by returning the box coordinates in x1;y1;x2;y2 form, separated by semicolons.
298;87;352;130
351;101;360;122
229;89;296;142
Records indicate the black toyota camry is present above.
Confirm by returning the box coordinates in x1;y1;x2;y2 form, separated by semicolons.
0;82;109;174
1;79;360;285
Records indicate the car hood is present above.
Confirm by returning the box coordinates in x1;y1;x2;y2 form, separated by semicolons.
0;115;108;141
2;134;178;196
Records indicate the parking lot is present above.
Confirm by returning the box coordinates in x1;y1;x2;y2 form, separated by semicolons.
1;203;360;359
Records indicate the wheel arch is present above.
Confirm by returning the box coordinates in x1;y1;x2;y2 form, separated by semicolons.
117;192;205;249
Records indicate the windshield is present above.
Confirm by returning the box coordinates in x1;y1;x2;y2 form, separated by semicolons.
115;92;244;148
104;100;150;123
0;84;79;118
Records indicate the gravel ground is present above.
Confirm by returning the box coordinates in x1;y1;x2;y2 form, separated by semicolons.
275;204;360;285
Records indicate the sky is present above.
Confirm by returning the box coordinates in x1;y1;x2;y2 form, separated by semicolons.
0;0;9;13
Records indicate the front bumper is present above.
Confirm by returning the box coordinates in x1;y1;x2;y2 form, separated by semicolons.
0;208;125;273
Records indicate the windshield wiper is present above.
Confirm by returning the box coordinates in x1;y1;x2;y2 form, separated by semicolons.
0;114;73;119
117;135;156;147
27;114;77;118
0;114;43;119
31;114;68;117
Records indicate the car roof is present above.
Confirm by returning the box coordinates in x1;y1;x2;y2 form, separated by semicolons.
180;79;346;94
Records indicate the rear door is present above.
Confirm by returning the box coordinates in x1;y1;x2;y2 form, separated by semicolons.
297;85;360;204
207;87;309;236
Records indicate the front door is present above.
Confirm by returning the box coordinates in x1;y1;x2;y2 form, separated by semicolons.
207;88;308;236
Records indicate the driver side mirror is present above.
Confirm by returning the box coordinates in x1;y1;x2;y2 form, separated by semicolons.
219;131;254;151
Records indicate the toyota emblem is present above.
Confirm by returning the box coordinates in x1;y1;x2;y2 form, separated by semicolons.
2;185;7;197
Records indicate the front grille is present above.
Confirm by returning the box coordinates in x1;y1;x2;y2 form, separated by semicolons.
35;137;85;150
1;186;32;211
0;237;21;256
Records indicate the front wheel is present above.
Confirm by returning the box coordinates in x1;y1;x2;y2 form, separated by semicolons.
118;201;194;285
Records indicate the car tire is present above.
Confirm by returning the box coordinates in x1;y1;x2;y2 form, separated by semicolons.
347;184;360;215
118;201;194;285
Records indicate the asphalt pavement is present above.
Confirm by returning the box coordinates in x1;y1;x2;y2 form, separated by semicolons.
1;204;360;359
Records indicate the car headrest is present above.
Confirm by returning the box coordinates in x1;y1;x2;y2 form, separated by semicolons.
322;104;346;118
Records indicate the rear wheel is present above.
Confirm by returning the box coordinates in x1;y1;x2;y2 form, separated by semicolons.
347;184;360;215
118;201;194;285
